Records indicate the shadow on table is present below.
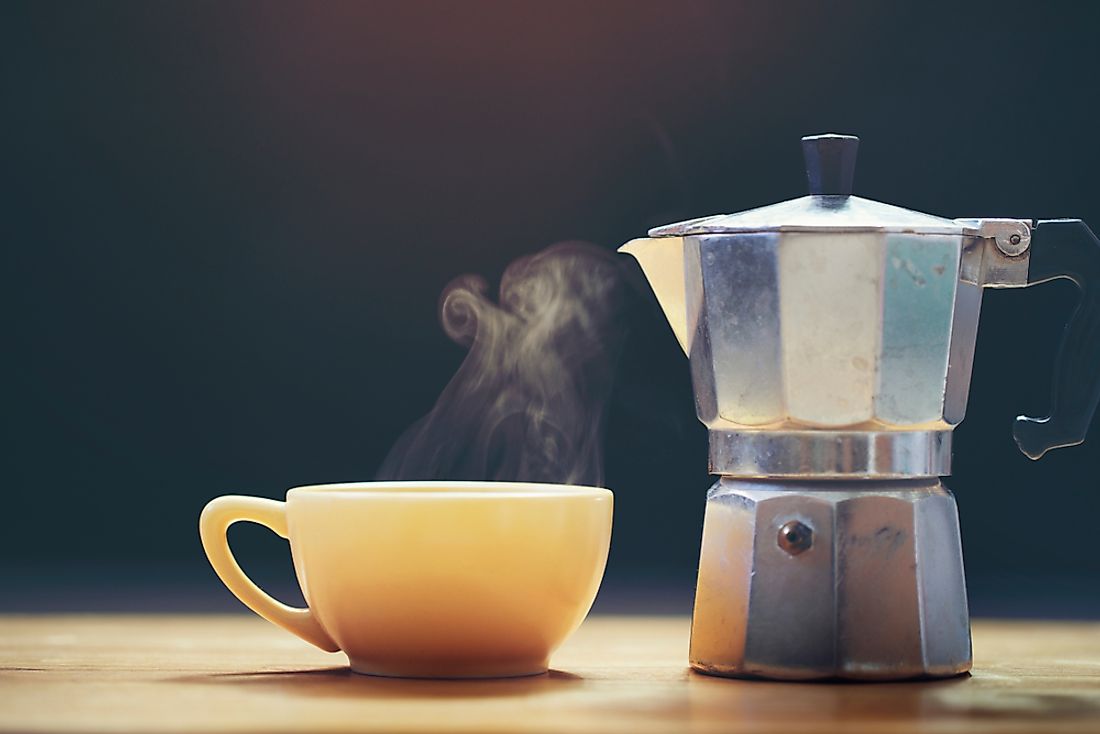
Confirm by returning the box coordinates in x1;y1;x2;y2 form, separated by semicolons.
684;672;1100;724
171;667;1100;725
171;667;585;700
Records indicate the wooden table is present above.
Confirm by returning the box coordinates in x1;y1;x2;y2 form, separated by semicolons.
2;615;1100;733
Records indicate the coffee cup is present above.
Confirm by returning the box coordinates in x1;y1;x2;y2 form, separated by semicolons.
199;481;613;678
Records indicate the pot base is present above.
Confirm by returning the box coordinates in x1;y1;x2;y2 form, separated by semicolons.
690;477;972;681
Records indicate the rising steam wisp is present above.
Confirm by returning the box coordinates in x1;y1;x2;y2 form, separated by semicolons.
377;241;628;486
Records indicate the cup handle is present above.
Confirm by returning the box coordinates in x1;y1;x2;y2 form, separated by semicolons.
199;495;340;652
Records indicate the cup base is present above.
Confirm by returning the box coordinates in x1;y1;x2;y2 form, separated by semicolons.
348;657;550;679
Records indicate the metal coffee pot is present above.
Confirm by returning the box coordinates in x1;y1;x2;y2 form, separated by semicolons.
622;134;1100;680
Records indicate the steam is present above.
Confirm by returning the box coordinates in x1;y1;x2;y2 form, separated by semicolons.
377;241;629;487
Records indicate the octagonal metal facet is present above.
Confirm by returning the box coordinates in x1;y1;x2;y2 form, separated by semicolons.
689;478;972;680
686;232;981;431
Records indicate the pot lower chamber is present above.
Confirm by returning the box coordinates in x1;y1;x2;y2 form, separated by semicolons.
690;478;970;680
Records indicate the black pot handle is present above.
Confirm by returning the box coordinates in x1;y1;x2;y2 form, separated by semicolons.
1014;219;1100;459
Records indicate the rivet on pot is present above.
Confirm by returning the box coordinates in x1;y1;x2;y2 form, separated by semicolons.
778;520;813;555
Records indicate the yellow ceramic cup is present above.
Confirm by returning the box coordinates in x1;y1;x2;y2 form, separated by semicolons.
199;481;613;678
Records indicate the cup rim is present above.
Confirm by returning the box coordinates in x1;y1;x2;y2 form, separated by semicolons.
286;480;612;499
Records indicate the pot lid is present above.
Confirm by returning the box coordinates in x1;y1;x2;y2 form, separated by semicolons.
648;134;978;237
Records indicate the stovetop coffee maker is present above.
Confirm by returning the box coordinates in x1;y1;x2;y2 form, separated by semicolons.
622;134;1100;680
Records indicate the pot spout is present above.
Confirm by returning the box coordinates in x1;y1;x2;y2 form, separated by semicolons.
619;237;690;354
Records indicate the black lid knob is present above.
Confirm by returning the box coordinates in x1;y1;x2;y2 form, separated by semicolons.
802;133;859;197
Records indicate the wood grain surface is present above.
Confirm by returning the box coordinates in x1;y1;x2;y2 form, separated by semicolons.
2;614;1099;733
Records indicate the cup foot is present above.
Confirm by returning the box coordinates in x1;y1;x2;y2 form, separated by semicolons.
347;657;549;679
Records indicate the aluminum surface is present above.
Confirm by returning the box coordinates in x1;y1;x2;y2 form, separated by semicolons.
649;195;980;237
958;218;1033;287
690;478;971;680
708;429;951;478
622;221;1036;479
685;231;965;433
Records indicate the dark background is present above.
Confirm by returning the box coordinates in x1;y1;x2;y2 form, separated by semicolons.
4;1;1099;615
